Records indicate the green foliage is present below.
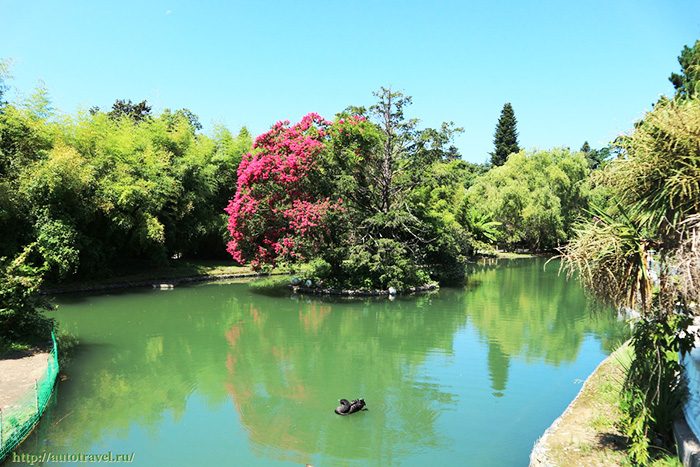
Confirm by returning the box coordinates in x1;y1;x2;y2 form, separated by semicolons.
35;214;80;280
362;87;463;213
0;244;54;349
456;204;500;251
342;237;431;290
564;204;658;314
0;78;253;280
105;99;152;122
580;141;613;170
619;313;694;465
611;97;700;245
307;257;332;284
489;103;520;166
468;148;591;251
406;159;478;283
653;456;684;467
297;88;468;290
0;58;11;107
0;80;60;258
669;39;700;99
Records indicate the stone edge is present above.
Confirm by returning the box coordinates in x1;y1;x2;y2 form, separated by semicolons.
675;415;700;467
529;344;625;467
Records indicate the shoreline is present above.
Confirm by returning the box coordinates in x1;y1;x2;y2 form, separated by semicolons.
0;349;51;410
0;334;59;463
38;252;552;296
41;271;276;295
529;342;630;466
288;282;439;297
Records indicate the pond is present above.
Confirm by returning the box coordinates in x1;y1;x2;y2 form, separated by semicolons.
15;258;627;466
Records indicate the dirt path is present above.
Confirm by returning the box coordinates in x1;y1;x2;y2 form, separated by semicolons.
0;350;51;410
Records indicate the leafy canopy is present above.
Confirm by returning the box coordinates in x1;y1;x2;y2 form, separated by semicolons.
468;148;590;251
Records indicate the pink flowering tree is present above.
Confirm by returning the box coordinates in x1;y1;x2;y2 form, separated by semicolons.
225;113;345;269
225;90;459;290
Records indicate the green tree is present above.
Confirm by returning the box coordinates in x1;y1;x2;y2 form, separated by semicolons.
106;99;152;122
0;70;256;280
4;91;251;278
0;78;59;260
166;108;203;131
489;103;520;166
580;141;613;170
0;244;53;351
331;87;464;288
408;159;478;283
468;148;590;251
669;39;700;99
455;204;500;251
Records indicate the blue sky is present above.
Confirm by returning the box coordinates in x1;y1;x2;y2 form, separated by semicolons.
1;0;698;163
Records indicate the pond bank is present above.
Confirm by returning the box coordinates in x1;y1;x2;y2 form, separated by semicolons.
530;342;689;466
42;272;273;295
38;260;263;294
530;343;630;466
0;334;59;463
0;349;51;410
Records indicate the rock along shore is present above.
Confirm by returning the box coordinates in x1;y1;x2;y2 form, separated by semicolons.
288;282;439;297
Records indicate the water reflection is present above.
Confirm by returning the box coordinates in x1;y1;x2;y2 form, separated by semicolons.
16;258;627;466
487;341;510;397
462;257;627;397
222;296;460;464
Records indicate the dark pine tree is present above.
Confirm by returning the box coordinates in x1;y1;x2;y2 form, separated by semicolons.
107;99;152;123
489;103;520;166
669;39;700;99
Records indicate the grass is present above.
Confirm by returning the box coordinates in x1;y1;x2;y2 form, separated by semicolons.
0;331;56;359
0;341;33;357
589;412;618;431
537;342;684;466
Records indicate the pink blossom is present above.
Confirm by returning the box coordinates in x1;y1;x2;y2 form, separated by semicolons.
225;112;344;266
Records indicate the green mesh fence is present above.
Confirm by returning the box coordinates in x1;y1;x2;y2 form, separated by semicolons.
0;331;59;463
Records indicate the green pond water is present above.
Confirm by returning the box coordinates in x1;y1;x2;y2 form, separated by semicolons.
14;258;627;466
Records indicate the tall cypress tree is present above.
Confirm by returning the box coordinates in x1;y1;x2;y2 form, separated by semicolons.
489;103;520;166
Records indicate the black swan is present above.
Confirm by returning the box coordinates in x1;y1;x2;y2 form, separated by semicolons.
334;398;366;415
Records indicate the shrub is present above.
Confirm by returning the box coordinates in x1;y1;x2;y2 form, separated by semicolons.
0;244;54;350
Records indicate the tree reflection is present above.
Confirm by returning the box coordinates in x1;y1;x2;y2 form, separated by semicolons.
222;296;462;463
487;341;510;397
463;257;627;396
